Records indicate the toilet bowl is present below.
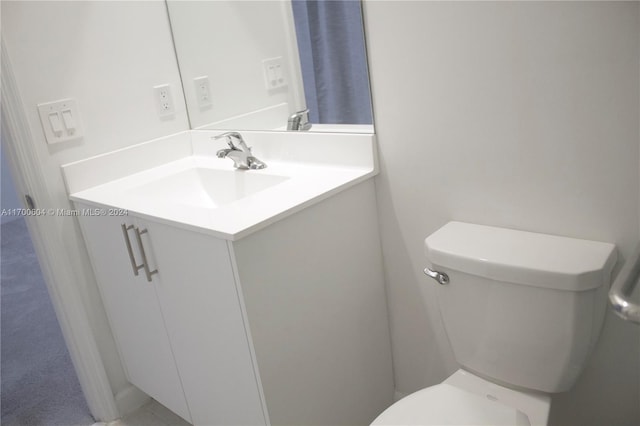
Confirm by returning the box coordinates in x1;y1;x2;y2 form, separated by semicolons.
371;222;616;426
372;369;549;426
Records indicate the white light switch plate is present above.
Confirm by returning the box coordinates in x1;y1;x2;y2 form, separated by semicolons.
37;98;83;144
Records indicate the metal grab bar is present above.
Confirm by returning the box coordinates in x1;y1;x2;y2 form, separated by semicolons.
609;243;640;325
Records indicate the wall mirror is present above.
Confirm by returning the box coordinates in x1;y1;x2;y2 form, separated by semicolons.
166;0;374;133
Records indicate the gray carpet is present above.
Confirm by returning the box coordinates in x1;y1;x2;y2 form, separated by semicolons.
1;218;94;426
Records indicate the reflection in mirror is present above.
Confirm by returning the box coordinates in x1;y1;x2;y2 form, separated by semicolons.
166;0;373;133
291;1;372;126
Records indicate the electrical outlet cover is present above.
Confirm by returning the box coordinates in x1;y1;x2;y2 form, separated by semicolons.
153;84;175;117
193;76;212;108
262;57;288;91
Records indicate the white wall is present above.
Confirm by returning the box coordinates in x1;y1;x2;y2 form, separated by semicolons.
167;0;304;129
363;1;640;425
1;140;23;223
2;0;189;407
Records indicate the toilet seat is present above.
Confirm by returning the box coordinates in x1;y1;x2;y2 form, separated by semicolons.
371;370;551;426
371;383;526;425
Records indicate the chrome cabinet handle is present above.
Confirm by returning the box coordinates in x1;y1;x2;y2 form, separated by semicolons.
134;227;158;282
121;223;142;276
424;267;449;285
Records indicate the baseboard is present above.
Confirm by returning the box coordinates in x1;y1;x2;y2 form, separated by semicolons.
114;384;150;418
92;421;123;426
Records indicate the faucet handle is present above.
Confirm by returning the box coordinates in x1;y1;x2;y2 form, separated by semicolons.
287;109;312;131
213;131;250;152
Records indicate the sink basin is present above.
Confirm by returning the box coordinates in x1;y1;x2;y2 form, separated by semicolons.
126;168;289;209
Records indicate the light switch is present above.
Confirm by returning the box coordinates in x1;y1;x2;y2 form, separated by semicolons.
48;113;63;137
61;110;76;134
37;98;83;144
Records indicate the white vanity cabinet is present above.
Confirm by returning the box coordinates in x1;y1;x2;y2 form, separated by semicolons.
66;131;394;426
76;203;266;426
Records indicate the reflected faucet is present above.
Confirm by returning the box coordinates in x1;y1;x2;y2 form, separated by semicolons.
214;132;266;170
287;109;312;131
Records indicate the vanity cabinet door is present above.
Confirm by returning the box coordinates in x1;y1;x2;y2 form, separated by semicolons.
76;207;191;423
140;219;267;426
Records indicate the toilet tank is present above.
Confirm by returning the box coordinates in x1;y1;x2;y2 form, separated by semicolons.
425;222;617;393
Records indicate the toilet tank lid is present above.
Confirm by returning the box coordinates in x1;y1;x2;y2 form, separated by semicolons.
425;222;617;291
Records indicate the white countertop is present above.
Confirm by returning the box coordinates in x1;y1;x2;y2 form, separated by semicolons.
63;130;377;240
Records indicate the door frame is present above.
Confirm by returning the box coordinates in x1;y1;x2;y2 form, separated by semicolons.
1;40;119;422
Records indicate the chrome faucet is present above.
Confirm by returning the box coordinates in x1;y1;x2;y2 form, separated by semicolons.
287;109;312;131
214;132;266;170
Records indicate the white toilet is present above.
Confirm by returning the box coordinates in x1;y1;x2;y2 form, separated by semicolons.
372;222;617;426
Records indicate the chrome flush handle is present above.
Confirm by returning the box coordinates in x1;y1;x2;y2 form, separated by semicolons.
424;267;449;285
